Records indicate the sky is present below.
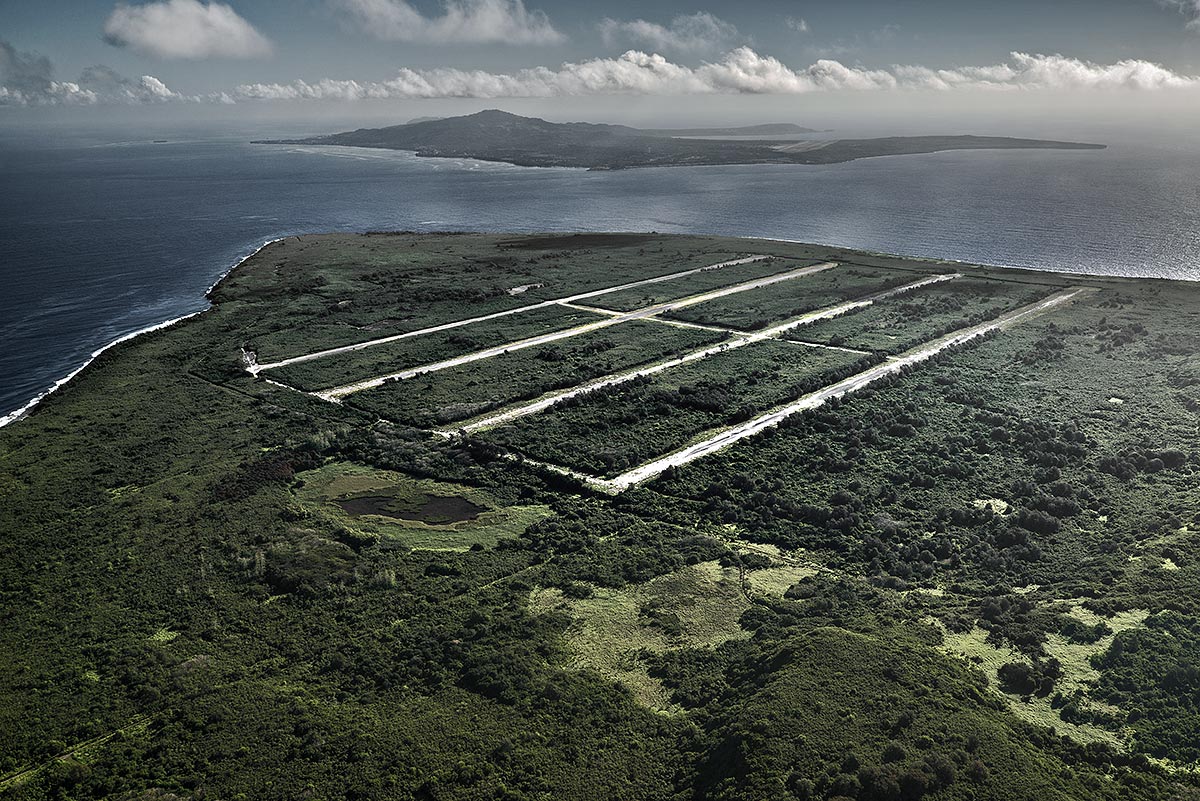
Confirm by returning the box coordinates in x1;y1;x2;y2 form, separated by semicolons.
3;0;1200;126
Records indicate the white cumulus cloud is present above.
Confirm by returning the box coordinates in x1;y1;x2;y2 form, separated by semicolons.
104;0;273;59
599;12;740;53
0;40;183;105
7;42;1200;106
230;49;1200;102
79;64;183;101
786;17;809;33
895;52;1200;91
333;0;565;44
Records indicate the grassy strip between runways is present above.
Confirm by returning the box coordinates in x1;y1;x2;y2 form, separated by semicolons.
265;305;609;392
483;339;878;477
791;277;1060;354
586;258;818;312
663;263;945;330
346;320;728;427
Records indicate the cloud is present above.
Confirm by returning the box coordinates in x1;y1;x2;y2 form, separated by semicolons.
895;52;1200;91
333;0;564;44
78;65;182;101
6;42;1199;106
104;0;272;59
1159;0;1200;30
785;17;809;34
0;40;67;104
233;48;899;100
231;49;1200;102
0;40;182;105
599;12;739;53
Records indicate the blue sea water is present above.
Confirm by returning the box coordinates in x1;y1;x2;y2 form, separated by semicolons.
2;121;1199;421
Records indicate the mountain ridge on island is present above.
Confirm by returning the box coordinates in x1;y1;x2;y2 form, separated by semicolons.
256;109;1106;170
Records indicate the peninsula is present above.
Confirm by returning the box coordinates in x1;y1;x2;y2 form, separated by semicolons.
257;109;1106;170
1;232;1197;800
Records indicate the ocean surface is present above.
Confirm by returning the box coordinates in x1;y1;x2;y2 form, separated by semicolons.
2;121;1199;422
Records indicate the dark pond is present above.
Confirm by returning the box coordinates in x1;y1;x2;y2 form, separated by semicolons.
335;493;486;524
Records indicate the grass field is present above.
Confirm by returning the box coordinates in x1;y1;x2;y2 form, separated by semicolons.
932;606;1150;750
483;339;874;476
529;560;753;711
346;320;727;427
295;462;551;551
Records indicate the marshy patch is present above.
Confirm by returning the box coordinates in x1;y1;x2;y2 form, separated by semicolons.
293;462;552;551
335;492;486;524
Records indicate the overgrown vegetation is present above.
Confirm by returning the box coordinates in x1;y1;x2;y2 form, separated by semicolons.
347;320;725;427
3;232;1199;801
663;263;941;330
484;341;878;476
794;277;1058;354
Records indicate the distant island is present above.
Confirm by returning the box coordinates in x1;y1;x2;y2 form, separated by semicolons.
256;109;1106;170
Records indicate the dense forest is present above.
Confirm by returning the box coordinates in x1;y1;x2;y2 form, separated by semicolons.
2;232;1198;800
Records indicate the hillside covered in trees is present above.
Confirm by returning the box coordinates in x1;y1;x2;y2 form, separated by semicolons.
2;232;1198;801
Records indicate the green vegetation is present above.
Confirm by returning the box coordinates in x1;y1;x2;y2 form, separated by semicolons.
346;320;725;427
1093;611;1200;761
529;560;753;711
265;304;605;391
665;263;939;330
793;277;1057;354
220;231;752;362
484;340;875;476
2;232;1198;801
292;461;552;551
586;257;815;312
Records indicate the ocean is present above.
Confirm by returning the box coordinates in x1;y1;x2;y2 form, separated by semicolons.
2;120;1199;422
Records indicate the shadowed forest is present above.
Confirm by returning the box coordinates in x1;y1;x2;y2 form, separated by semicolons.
3;232;1200;801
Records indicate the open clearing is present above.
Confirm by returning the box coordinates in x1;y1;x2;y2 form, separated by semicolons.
529;561;753;711
294;462;551;551
932;607;1151;750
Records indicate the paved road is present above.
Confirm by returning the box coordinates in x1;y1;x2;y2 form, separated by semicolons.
317;261;840;400
253;254;774;374
444;271;957;433
587;287;1087;492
